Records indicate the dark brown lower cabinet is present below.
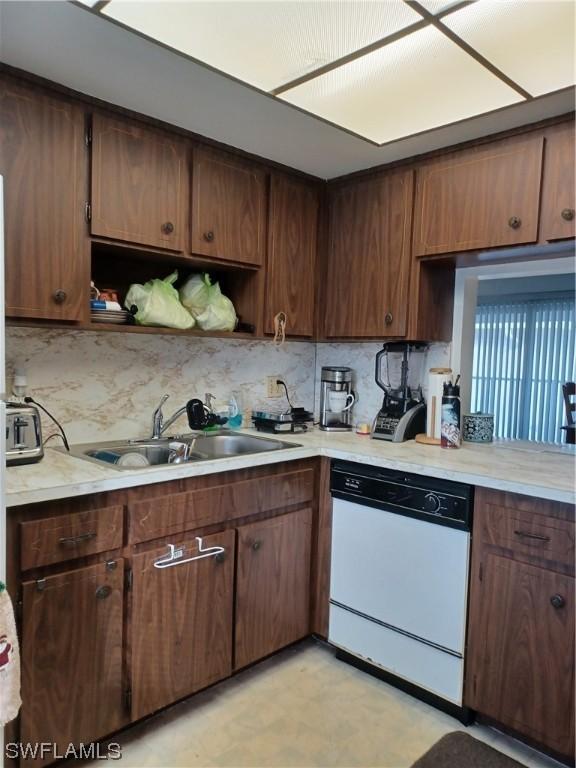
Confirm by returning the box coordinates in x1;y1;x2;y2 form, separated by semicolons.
235;508;312;669
467;555;574;756
20;560;125;766
466;488;575;760
129;530;235;720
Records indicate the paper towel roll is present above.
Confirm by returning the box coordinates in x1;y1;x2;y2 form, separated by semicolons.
426;368;452;440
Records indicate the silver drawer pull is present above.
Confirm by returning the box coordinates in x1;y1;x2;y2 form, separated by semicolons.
58;532;97;546
154;537;225;569
513;530;550;543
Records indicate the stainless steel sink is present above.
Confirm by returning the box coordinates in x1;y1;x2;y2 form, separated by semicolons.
65;432;299;470
191;434;294;459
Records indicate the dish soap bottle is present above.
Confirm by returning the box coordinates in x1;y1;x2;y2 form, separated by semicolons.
441;376;461;449
227;394;243;429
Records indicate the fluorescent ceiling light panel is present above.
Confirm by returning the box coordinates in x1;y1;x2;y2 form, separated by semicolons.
443;0;576;96
279;24;522;144
102;0;423;92
416;0;463;13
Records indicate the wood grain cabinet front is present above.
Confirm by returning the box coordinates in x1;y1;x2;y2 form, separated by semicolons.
0;79;88;321
90;113;188;251
467;555;574;757
540;122;576;242
20;560;125;767
413;134;544;256
324;169;413;338
265;174;318;337
129;530;235;721
191;146;266;266
20;505;123;571
235;507;312;670
466;488;575;760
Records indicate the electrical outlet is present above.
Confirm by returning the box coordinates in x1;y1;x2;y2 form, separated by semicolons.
267;376;283;398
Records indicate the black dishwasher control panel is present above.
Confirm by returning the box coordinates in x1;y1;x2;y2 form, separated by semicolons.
330;461;473;531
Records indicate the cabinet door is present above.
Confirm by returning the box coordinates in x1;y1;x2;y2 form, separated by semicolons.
265;175;318;337
413;134;543;256
235;508;312;669
466;554;575;757
191;147;266;266
0;80;87;321
91;113;187;251
325;169;413;338
129;530;235;721
21;560;124;762
540;123;575;241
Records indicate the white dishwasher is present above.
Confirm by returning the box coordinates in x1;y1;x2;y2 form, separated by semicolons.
329;461;473;721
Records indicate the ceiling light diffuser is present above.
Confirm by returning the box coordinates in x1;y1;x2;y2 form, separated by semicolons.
443;0;576;96
103;0;423;92
416;0;464;14
279;24;522;144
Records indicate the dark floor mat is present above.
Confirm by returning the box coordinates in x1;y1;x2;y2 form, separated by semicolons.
411;732;528;768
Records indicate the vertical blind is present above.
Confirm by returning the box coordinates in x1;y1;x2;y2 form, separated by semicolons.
471;295;576;443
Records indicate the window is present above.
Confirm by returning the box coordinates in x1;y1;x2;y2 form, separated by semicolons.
471;294;576;443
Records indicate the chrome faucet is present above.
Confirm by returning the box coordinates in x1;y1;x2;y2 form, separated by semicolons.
151;394;189;439
151;393;225;439
151;394;169;439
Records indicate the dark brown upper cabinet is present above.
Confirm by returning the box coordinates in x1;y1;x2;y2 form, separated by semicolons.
265;174;318;337
0;79;88;321
324;168;414;339
413;134;544;257
90;113;188;251
191;146;266;267
540;122;576;242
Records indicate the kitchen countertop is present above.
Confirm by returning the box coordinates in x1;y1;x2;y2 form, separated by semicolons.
5;430;575;508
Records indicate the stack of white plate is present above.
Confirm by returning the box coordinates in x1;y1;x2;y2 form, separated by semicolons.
90;309;132;325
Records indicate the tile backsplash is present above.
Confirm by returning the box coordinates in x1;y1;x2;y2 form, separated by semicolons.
5;328;451;443
5;328;315;444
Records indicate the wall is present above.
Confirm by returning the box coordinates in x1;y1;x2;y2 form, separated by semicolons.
5;329;451;443
5;328;315;444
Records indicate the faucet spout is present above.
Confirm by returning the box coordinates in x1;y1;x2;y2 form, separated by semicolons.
151;394;170;439
160;406;189;436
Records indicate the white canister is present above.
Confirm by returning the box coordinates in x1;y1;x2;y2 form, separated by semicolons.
426;368;452;440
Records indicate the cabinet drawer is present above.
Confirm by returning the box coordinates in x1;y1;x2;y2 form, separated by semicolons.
482;504;575;572
20;505;124;570
128;469;315;544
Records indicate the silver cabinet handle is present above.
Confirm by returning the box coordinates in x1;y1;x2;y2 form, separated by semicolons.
58;532;97;546
513;530;550;542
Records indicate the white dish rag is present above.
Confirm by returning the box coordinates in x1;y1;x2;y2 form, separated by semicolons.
0;582;21;726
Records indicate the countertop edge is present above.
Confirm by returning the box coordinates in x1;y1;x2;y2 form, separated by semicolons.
5;440;575;508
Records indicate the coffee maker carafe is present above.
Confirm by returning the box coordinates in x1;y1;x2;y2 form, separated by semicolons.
319;367;355;432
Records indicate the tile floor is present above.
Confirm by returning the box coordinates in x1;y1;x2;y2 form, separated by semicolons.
98;641;563;768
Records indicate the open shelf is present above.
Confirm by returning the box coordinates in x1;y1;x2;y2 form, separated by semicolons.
84;322;258;340
90;241;264;337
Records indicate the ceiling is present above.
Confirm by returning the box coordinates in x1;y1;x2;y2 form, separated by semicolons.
0;1;574;178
